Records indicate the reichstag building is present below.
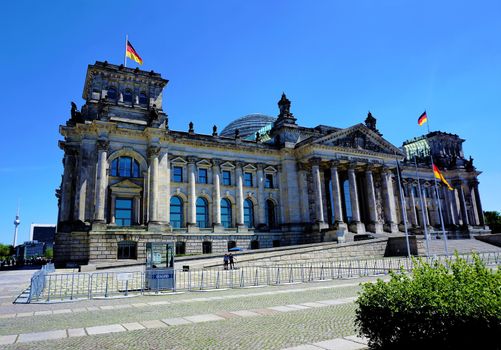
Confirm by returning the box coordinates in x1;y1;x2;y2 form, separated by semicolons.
55;61;488;265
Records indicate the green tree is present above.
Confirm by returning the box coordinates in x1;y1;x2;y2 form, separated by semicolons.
44;247;53;259
0;244;13;259
484;211;501;233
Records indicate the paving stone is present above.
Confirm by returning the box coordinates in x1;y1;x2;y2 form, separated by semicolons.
53;309;72;314
67;328;86;337
17;330;67;343
0;313;16;319
317;299;348;306
147;301;170;306
16;312;34;317
230;310;260;317
86;324;126;335
282;345;324;350
0;335;17;345
71;307;88;313
184;314;225;323
122;322;146;331
268;305;298;312
300;302;327;308
343;335;368;345
34;310;53;316
252;308;281;316
140;320;168;328
86;306;100;311
100;305;115;310
314;338;367;350
132;303;149;307
161;317;193;326
113;304;133;309
286;304;311;310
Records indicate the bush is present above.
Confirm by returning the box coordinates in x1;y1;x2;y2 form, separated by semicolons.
355;254;501;349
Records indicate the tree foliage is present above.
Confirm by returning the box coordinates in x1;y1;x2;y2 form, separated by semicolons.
485;211;501;233
355;254;501;349
0;244;14;259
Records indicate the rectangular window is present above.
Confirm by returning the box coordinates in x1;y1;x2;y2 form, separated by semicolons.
173;166;183;182
244;172;253;187
222;170;231;186
115;198;133;226
265;174;274;188
198;168;208;184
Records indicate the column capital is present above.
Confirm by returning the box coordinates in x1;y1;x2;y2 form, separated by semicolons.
297;162;310;172
329;160;342;168
212;158;222;167
96;139;109;152
147;145;160;159
235;161;246;168
365;163;381;173
309;157;322;167
469;179;480;187
256;163;266;171
187;156;198;164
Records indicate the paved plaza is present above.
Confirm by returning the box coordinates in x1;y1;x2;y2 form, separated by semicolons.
0;267;379;349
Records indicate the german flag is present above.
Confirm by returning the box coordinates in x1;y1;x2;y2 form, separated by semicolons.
433;164;453;191
418;111;428;126
126;40;143;65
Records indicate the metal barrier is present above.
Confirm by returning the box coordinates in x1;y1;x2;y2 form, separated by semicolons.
27;251;501;303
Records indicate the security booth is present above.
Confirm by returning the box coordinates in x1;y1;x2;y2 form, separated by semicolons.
145;242;175;292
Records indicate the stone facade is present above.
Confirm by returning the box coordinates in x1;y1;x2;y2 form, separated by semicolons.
55;61;489;265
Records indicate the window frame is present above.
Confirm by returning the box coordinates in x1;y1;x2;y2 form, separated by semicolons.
110;156;140;178
265;173;274;188
170;196;184;229
222;170;231;186
198;168;208;184
244;172;253;187
115;197;133;226
173;166;183;182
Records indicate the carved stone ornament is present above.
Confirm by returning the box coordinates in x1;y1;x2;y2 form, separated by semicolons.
96;140;110;151
147;145;160;158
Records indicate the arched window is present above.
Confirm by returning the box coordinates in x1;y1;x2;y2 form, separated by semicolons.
343;180;353;222
244;199;254;228
221;198;232;228
124;89;133;103
139;92;148;106
170;196;183;228
265;199;276;228
110;157;140;177
107;87;117;100
196;197;209;228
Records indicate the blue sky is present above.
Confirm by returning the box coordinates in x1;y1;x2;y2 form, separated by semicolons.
1;0;500;245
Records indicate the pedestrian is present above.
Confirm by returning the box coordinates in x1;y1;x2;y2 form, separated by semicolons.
229;253;235;270
223;254;229;270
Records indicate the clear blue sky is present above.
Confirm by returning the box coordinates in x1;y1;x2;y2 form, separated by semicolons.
1;0;500;245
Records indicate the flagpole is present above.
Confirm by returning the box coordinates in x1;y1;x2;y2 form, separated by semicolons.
414;156;430;256
425;114;449;255
124;34;128;67
395;152;411;258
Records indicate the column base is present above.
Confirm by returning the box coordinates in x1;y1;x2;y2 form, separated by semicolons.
313;221;329;232
91;221;107;230
367;222;384;234
236;224;248;233
147;222;171;231
349;221;366;234
384;222;400;233
187;223;199;233
334;221;348;243
212;223;224;232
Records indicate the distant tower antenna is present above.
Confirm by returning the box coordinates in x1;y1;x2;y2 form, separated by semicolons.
13;202;20;247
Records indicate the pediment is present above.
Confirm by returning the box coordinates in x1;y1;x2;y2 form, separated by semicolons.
312;123;403;156
196;159;212;167
110;179;142;193
171;157;187;165
220;161;235;169
264;166;277;173
243;164;257;171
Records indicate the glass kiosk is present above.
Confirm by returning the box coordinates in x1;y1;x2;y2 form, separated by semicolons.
145;242;175;292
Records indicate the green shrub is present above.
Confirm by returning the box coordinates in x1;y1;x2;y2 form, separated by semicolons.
355;254;501;349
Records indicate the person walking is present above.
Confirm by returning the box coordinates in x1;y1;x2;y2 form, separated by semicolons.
223;254;229;270
229;253;235;270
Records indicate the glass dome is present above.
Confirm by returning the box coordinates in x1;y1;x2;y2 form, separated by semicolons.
220;113;276;138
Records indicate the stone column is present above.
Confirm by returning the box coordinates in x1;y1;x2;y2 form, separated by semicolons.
212;159;222;229
365;166;383;233
110;194;116;224
408;182;419;227
452;185;463;225
311;158;325;223
59;144;78;223
148;146;160;224
134;196;141;224
347;165;365;233
94;140;109;223
187;157;197;228
470;180;485;226
458;182;470;226
440;186;453;226
256;163;266;227
381;167;399;233
330;162;345;226
298;163;310;223
156;149;170;225
468;180;480;226
445;186;457;226
235;162;245;227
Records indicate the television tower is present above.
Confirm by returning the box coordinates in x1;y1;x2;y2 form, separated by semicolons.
13;206;20;247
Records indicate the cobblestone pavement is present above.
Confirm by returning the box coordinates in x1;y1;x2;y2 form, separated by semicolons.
0;270;386;350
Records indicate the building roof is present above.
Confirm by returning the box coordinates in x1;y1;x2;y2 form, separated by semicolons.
220;113;276;138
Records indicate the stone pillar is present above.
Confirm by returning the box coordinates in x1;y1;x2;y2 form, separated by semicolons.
471;180;485;226
94;140;109;223
256;163;266;227
445;186;457;226
348;165;365;234
298;163;310;223
381;167;399;233
148;146;160;224
59;144;78;223
187;157;197;228
235;162;245;227
110;194;116;224
213;159;222;229
156;149;170;225
468;180;480;226
330;162;345;225
452;185;463;225
458;183;470;226
408;183;419;227
311;159;325;223
365;167;383;233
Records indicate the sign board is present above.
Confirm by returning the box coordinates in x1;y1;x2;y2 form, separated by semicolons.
146;268;175;290
116;273;134;282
